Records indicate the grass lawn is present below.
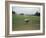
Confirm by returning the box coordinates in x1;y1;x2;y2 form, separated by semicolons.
12;15;40;31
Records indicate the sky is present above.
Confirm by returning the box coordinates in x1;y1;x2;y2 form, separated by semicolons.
12;6;40;15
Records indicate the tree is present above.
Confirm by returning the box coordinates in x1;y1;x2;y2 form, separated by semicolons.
34;11;40;16
12;11;15;14
20;13;24;15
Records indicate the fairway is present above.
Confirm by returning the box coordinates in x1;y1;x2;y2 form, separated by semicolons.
12;15;40;31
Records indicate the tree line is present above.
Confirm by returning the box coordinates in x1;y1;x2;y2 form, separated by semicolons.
12;11;40;16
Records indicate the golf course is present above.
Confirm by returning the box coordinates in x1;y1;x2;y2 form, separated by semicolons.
12;15;40;31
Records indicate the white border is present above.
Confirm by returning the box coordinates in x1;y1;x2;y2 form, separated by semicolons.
9;4;43;34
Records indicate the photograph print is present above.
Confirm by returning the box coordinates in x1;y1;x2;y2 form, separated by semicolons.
12;4;40;31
